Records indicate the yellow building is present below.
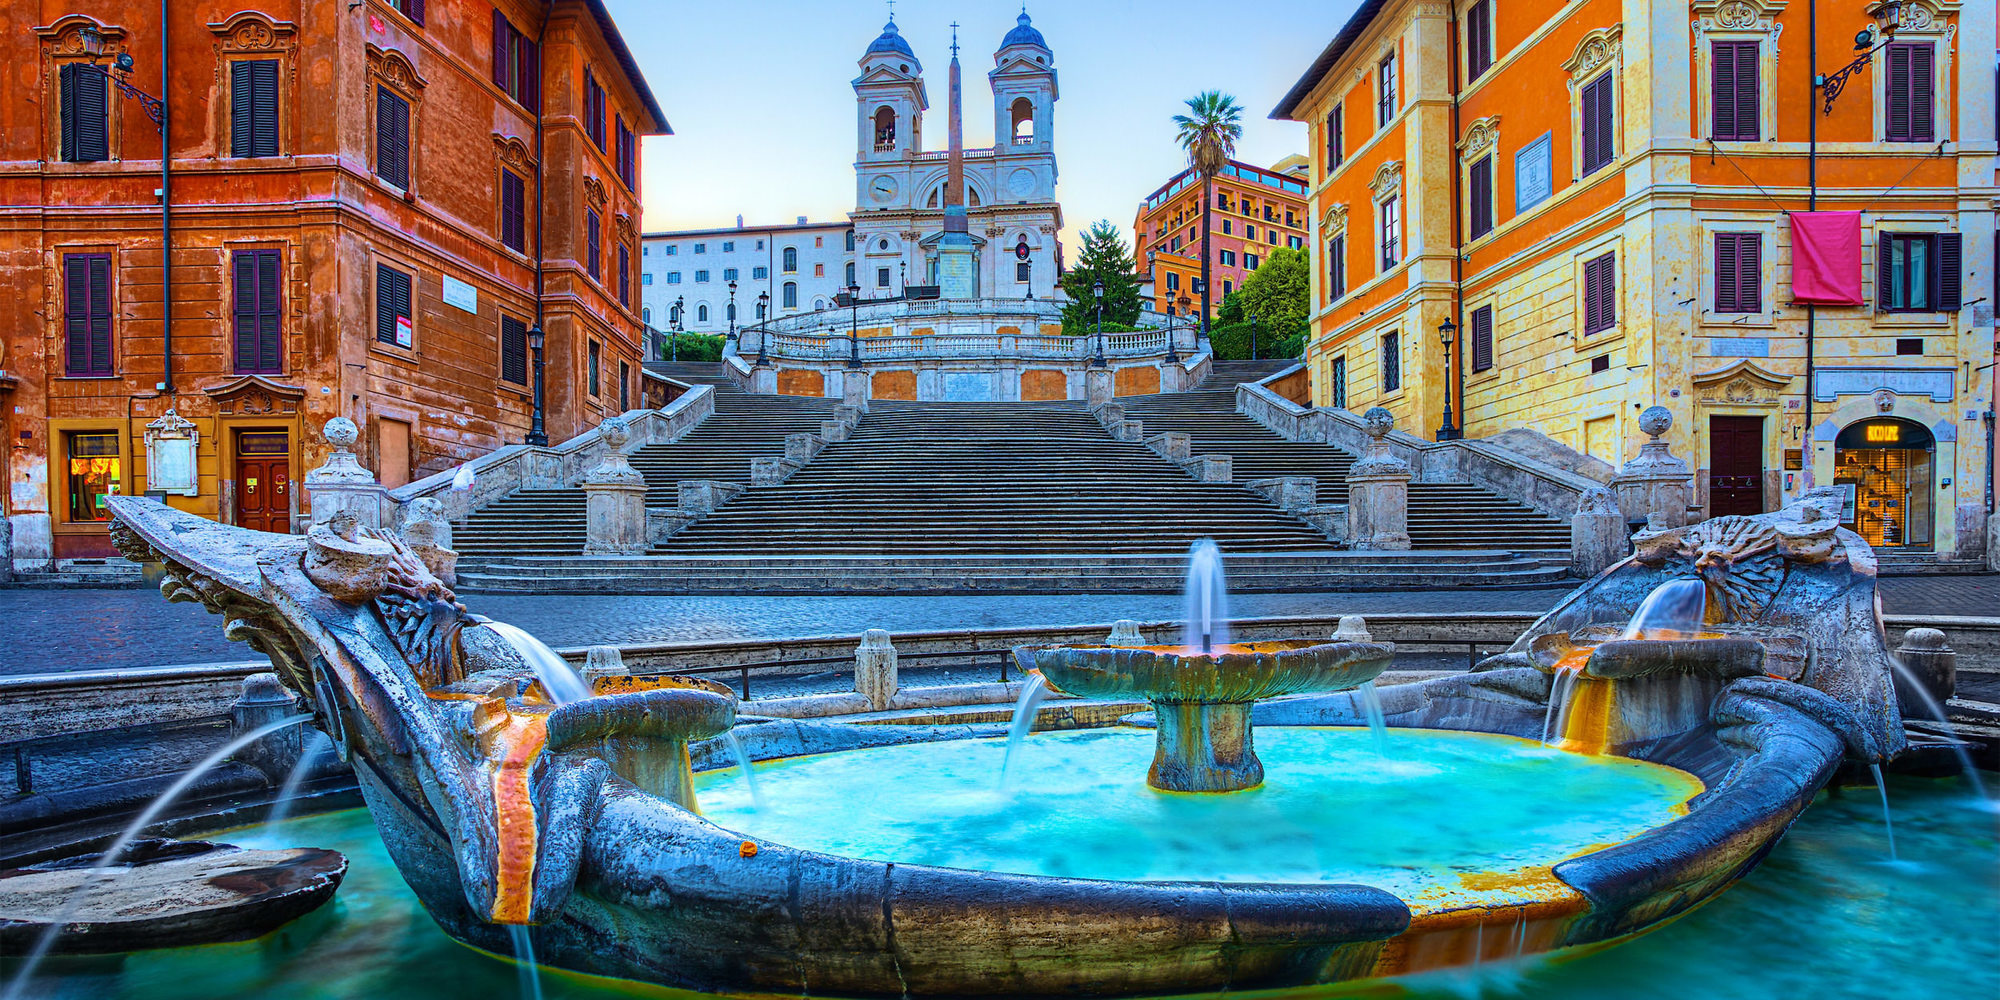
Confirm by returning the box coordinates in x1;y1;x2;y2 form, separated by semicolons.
1274;0;1995;561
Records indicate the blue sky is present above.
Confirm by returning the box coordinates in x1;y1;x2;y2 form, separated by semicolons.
614;0;1361;249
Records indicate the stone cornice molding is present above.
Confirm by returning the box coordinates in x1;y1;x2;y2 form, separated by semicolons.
1561;23;1624;87
1457;115;1501;158
207;11;298;52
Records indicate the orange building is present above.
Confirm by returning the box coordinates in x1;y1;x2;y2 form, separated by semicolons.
1275;0;1994;562
0;1;664;564
1132;155;1311;318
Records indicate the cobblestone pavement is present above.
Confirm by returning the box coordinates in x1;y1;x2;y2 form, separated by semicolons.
1;575;1993;677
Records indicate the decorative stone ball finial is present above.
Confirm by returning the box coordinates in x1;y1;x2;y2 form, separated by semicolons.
1363;406;1394;441
1637;406;1672;440
324;417;360;451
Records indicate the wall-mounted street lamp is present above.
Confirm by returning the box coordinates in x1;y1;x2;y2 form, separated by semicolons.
77;26;164;131
526;324;548;446
1435;316;1461;441
1817;2;1903;115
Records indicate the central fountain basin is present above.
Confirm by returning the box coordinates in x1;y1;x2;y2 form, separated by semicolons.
1021;638;1392;791
697;727;1701;900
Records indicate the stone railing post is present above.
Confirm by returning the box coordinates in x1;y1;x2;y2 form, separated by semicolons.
583;645;628;685
1988;512;1999;573
749;365;778;395
1106;620;1146;646
1893;628;1956;720
1333;614;1372;642
1085;367;1114;407
1146;431;1191;463
1570;486;1628;578
581;417;648;555
1346;407;1411;550
842;370;869;412
0;515;12;584
854;628;898;711
305;417;386;529
1611;406;1692;528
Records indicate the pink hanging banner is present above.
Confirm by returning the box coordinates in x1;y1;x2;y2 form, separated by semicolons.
1790;211;1864;305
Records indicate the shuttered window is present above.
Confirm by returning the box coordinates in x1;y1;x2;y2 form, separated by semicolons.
376;263;413;347
1325;103;1343;174
1580;73;1615;176
62;253;113;376
1376;56;1396;127
615;116;636;190
1878;232;1962;313
1710;41;1759;141
59;63;109;163
617;242;631;307
1327;235;1346;300
1330;356;1347;409
500;314;528;386
500;169;525;253
375;86;410;189
1468;155;1494;240
587;341;601;396
584;68;606;149
1713;232;1762;313
492;9;540;111
231;60;280;157
1381;332;1400;392
1470;304;1494;373
1467;0;1494;80
389;0;426;26
1582;252;1617;335
1379;196;1400;270
1885;43;1935;142
232;249;283;374
585;210;601;280
619;361;630;411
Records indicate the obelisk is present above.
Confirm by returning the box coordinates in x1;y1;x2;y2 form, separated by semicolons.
936;22;977;300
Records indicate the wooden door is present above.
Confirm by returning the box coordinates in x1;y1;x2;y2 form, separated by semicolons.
236;431;291;534
1709;415;1764;517
379;418;413;488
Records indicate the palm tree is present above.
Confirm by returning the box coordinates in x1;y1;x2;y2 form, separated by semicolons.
1173;91;1244;343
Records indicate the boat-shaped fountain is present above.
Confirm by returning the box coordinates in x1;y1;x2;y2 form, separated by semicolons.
95;486;1905;997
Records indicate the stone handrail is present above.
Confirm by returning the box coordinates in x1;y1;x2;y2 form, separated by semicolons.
388;385;715;525
757;330;1186;362
1234;381;1597;519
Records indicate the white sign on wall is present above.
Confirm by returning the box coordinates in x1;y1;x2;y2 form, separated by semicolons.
442;274;479;315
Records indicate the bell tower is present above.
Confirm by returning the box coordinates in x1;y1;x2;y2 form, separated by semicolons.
990;10;1056;153
854;19;926;167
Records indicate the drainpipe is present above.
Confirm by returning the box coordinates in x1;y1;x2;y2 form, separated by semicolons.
1803;0;1818;492
159;0;173;394
530;10;547;443
1445;6;1465;440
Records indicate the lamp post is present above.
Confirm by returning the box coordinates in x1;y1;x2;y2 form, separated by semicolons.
526;324;548;446
670;295;683;361
1816;2;1904;114
1435;316;1461;441
1090;278;1107;368
846;283;863;369
755;291;771;367
726;280;738;341
1247;310;1259;361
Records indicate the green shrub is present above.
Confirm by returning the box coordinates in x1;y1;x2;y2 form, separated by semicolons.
654;332;724;362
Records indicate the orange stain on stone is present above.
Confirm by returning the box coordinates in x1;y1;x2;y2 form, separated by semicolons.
487;711;550;925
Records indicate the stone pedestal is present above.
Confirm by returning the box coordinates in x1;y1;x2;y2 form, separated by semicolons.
583;646;628;685
1150;701;1261;792
1346;407;1411;550
785;432;820;463
1247;476;1316;513
1571;486;1629;578
1893;627;1956;720
842;371;869;412
1184;455;1232;483
305;418;386;529
1085;367;1113;407
1106;620;1146;646
582;417;648;556
749;365;777;395
1147;432;1191;462
1612;406;1692;528
854;629;898;711
1333;615;1372;642
820;419;850;443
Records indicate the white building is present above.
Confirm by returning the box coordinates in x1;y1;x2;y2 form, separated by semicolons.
640;218;857;338
849;14;1063;300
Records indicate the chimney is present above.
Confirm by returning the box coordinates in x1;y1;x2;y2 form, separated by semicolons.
797;215;808;224
736;214;744;228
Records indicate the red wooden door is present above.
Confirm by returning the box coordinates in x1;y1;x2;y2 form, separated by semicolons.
238;456;291;533
1709;416;1765;517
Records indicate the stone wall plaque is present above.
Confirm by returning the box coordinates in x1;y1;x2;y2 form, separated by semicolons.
143;409;200;496
1812;367;1955;403
442;275;478;315
1709;337;1769;357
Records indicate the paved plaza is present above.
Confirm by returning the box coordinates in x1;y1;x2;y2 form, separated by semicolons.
2;574;1992;677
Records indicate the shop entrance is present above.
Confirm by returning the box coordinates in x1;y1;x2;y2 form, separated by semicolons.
235;430;291;534
1833;418;1933;551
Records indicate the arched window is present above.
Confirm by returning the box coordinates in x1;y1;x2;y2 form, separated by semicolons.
756;301;767;319
873;106;897;151
642;306;651;324
845;230;856;251
696;304;709;323
783;282;798;308
782;247;798;272
813;298;826;310
845;261;856;287
927;185;983;208
1011;98;1034;144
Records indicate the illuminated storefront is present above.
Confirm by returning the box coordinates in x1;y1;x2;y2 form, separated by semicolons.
1832;418;1934;551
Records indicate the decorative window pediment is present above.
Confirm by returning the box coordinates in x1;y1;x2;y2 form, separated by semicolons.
1456;115;1501;159
365;44;426;95
492;134;535;171
1691;0;1787;36
208;12;298;53
34;15;127;54
1323;203;1349;235
582;175;607;210
1693;359;1792;407
1562;24;1624;88
1369;161;1403;201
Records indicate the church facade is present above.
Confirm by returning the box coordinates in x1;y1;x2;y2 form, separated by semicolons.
848;15;1064;300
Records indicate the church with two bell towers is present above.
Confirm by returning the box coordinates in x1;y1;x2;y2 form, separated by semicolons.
850;12;1063;301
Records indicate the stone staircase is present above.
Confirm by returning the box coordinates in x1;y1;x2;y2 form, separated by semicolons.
1116;368;1572;551
452;363;841;558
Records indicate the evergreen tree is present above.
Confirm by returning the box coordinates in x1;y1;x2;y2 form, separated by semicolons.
1059;220;1143;332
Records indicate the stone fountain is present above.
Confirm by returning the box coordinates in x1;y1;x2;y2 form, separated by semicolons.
99;462;1913;997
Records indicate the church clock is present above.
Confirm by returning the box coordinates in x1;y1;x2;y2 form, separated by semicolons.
870;175;899;204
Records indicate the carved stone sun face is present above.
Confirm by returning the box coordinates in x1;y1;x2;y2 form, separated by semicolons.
1678;516;1784;623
